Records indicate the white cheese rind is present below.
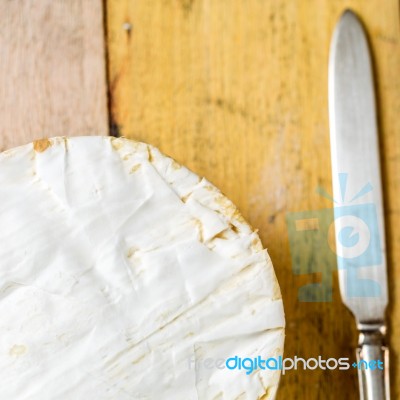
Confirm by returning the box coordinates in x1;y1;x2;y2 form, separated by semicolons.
0;137;285;400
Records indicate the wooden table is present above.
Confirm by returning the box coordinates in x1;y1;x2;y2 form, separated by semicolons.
1;1;399;399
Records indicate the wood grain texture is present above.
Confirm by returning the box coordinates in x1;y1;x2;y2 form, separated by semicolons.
107;1;400;398
0;0;109;151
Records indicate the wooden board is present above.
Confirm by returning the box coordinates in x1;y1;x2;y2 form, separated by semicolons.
0;0;109;151
106;0;400;398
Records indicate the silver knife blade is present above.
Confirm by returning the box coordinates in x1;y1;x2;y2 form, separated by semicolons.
329;10;388;325
329;10;390;400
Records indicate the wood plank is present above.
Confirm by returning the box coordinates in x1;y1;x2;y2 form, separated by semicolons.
106;0;400;398
0;0;109;151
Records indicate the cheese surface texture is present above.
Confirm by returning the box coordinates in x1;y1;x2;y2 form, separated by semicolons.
0;137;285;399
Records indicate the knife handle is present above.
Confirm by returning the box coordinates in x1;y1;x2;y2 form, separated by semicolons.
356;328;390;400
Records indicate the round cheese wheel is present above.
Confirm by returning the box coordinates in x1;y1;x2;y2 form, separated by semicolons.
0;137;285;400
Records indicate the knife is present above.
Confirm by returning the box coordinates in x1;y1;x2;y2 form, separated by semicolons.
328;9;390;400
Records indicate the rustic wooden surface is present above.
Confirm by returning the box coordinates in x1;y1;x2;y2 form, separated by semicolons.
107;0;400;399
1;0;399;398
0;0;109;151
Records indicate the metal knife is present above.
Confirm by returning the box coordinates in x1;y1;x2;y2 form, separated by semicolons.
328;9;390;400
